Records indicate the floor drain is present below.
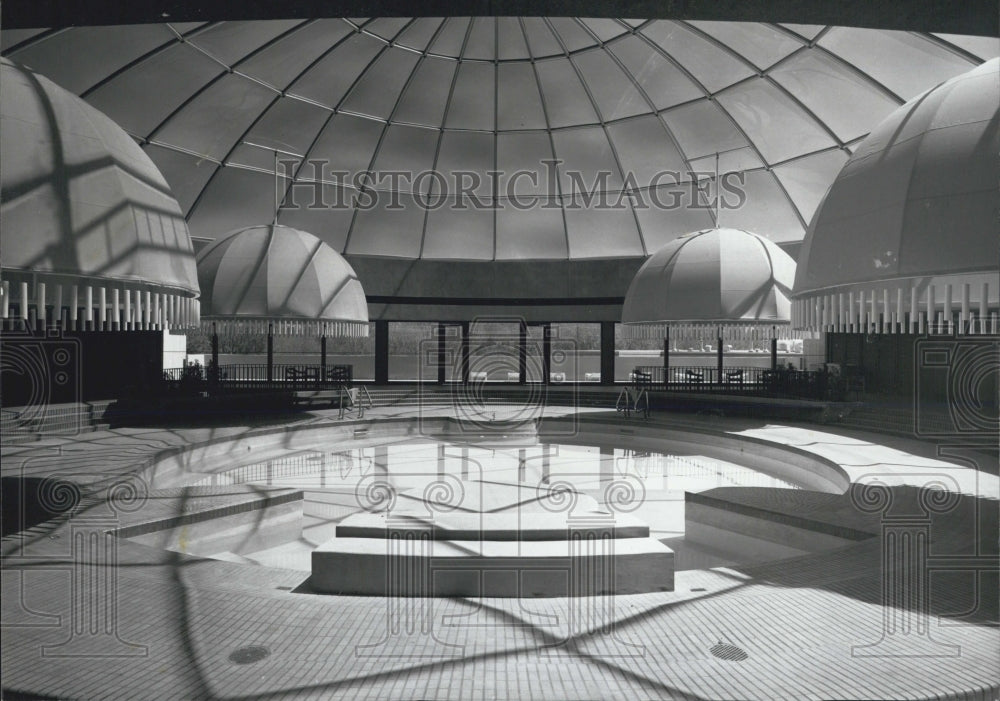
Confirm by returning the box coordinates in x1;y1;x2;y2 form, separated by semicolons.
710;642;748;661
229;645;271;665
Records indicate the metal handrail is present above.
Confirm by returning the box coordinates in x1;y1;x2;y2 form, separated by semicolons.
632;364;828;399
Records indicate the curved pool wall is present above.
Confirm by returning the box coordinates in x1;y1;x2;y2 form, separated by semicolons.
143;416;850;495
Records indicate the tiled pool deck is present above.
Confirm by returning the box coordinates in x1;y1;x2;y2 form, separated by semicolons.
2;404;997;700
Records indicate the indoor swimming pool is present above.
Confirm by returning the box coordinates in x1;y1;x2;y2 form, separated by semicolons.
135;417;847;575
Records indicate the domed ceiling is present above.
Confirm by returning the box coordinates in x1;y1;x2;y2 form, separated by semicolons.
2;18;995;265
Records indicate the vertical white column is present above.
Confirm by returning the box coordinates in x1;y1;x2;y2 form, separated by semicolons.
927;285;936;334
848;291;855;332
858;290;867;332
135;290;143;330
99;287;107;331
960;283;970;335
19;282;29;326
910;287;918;333
124;289;132;331
838;292;845;332
85;286;93;330
944;283;953;334
1;280;9;321
980;283;989;335
112;289;120;330
881;288;889;333
70;285;79;330
895;288;903;334
869;290;877;333
142;290;151;330
53;284;63;329
37;282;46;330
193;298;200;326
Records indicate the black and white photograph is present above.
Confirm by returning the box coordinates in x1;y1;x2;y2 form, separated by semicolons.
1;2;997;699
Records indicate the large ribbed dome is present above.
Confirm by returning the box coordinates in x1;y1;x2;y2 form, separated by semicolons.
0;57;199;296
196;224;368;336
622;227;796;328
2;20;994;265
793;59;1000;304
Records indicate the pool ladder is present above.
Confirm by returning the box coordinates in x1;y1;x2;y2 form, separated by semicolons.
338;384;374;419
616;386;650;419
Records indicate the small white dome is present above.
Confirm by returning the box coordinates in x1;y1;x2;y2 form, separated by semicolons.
196;224;368;336
622;228;796;325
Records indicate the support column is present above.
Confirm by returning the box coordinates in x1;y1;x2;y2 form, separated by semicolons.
870;290;877;333
112;289;121;331
53;284;63;329
960;284;970;334
858;290;866;332
17;282;27;329
926;285;935;333
70;285;78;331
267;322;274;383
124;289;132;331
599;321;615;386
770;326;778;371
143;290;151;330
542;323;551;385
320;334;327;379
979;283;989;335
882;288;890;333
37;282;46;331
716;326;723;386
85;286;94;331
374;319;389;385
944;284;953;334
98;287;107;331
893;287;904;333
211;322;220;389
910;287;919;333
437;322;446;385
518;321;527;385
460;321;470;384
663;326;671;386
1;280;9;325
